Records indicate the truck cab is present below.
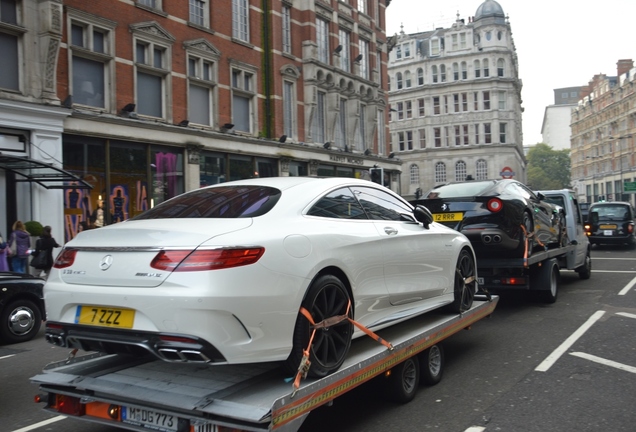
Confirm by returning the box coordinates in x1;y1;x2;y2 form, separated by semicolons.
538;189;591;277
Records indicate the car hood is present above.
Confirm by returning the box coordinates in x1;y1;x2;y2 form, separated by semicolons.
55;219;253;288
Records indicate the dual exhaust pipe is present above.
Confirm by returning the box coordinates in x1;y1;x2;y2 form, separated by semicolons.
482;234;502;244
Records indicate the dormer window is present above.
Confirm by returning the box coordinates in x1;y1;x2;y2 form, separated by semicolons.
430;38;440;56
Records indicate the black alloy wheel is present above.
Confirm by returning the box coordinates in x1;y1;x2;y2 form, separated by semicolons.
447;249;476;313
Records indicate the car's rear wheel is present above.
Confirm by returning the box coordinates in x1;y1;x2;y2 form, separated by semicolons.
284;275;353;378
447;249;476;313
0;299;42;344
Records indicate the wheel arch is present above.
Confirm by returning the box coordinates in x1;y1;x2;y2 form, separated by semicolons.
305;266;353;316
3;292;45;319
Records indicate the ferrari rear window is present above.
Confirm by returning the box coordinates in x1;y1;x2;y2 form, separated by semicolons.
133;186;281;219
426;181;495;198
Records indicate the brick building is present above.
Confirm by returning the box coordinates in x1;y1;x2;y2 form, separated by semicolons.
0;0;397;243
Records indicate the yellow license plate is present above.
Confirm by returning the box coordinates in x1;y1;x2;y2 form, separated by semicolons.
599;224;617;229
76;305;135;328
433;212;463;222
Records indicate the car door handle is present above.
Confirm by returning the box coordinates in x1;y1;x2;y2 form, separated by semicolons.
384;227;398;235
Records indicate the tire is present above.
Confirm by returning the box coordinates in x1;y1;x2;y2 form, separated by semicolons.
420;344;444;386
385;356;420;404
576;250;592;280
0;299;42;344
284;275;353;378
447;249;476;314
534;258;559;304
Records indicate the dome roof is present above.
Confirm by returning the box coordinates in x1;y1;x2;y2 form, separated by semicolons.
475;0;505;21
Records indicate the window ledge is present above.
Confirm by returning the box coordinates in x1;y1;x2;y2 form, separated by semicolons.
188;22;215;35
134;3;168;17
231;38;254;49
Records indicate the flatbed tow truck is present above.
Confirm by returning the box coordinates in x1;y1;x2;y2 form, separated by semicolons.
31;297;497;432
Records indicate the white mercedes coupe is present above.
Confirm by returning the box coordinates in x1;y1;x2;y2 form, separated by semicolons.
44;177;477;377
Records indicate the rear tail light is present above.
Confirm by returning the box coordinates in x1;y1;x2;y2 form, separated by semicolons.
151;247;265;272
486;198;503;213
53;248;77;269
628;223;634;234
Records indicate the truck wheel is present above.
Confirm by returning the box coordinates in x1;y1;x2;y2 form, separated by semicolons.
0;299;42;344
534;258;559;304
576;251;592;280
420;344;444;386
447;249;476;313
284;275;353;378
385;356;420;404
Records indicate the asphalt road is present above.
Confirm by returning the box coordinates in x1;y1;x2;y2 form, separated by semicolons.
2;245;635;432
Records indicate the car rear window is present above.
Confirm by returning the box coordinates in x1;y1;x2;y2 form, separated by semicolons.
590;205;630;220
133;186;281;219
426;181;495;198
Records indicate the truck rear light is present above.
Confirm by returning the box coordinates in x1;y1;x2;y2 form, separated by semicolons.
151;248;265;272
53;394;85;416
53;248;77;269
487;198;503;213
628;223;634;234
502;277;526;285
85;401;120;420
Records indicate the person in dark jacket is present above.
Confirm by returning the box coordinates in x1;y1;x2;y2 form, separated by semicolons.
8;220;31;273
36;225;61;277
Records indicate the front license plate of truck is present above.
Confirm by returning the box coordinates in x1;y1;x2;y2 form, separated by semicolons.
433;212;463;222
75;305;135;328
122;406;178;432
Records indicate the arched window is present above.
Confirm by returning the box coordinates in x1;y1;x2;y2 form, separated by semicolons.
440;64;446;82
417;68;424;85
474;59;481;78
405;70;412;88
497;58;505;77
476;159;488;180
455;161;467;181
461;62;467;79
452;63;459;81
432;65;438;83
410;164;419;184
396;72;403;89
483;59;489;77
435;162;446;183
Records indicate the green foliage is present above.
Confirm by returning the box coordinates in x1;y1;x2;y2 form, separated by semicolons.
24;221;43;237
526;143;571;190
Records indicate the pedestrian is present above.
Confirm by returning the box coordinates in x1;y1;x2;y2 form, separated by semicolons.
0;232;9;272
7;220;31;274
34;225;61;278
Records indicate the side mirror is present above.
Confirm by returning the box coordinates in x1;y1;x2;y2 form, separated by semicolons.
414;205;434;229
537;192;546;200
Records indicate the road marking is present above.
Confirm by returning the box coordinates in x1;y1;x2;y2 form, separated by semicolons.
618;276;636;295
535;310;606;372
570;352;636;374
464;427;486;432
617;312;636;319
0;354;15;360
592;257;636;260
11;416;66;432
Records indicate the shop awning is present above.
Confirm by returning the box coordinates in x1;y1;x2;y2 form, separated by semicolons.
0;152;93;189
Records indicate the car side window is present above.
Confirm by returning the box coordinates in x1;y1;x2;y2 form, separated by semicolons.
350;186;412;221
307;187;367;219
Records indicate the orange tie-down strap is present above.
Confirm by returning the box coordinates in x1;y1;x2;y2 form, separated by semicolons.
520;223;546;262
292;302;393;393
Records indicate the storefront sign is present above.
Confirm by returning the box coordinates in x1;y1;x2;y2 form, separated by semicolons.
329;155;364;165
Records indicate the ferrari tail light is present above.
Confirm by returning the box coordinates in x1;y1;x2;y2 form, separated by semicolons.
151;248;265;272
53;249;77;269
486;198;503;213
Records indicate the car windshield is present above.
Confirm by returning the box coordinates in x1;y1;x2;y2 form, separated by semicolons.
426;181;495;198
591;205;629;220
133;186;282;219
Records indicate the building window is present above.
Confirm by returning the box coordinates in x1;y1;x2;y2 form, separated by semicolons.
313;91;326;143
462;93;468;112
453;63;459;81
377;109;385;155
398;131;405;151
336;97;347;148
283;80;295;138
316;18;329;64
396;72;403;89
460;32;466;48
483;91;490;110
231;67;256;133
232;0;249;42
432;65;438;83
138;0;160;8
359;38;369;79
454;125;461;146
484;123;492;144
357;104;367;151
474;59;481;78
500;123;507;143
463;125;469;145
410;164;419;184
433;97;440;115
405;70;412;88
476;159;488;180
444;95;449;114
418;98;425;116
451;34;458;50
396;101;404;120
474;124;480;144
418;129;426;148
434;127;441;147
403;43;410;57
440;64;446;82
497;58;504;77
187;53;217;126
417;68;424;85
395;44;401;60
498;91;506;110
444;126;451;147
435;162;446;183
282;5;292;54
483;58;489;77
339;29;350;72
473;92;479;110
406;130;413;150
135;39;170;118
189;0;208;27
461;61;467;79
405;100;412;119
358;0;366;15
453;94;459;113
430;38;440;56
68;16;114;109
455;161;466;181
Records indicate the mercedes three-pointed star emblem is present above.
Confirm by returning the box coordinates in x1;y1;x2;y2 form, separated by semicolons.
99;255;113;271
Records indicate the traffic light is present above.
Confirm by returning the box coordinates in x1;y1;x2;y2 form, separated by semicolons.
370;167;383;185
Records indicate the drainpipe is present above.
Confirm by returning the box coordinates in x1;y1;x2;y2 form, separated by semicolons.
262;0;273;138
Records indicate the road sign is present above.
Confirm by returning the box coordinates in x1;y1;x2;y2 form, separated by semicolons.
624;181;636;193
500;166;515;179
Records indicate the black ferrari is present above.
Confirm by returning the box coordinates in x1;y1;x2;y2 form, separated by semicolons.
411;179;567;258
0;272;46;344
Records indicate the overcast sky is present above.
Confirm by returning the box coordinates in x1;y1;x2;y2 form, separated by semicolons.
385;0;636;146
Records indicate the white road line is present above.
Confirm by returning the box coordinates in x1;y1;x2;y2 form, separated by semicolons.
464;427;486;432
535;310;606;372
586;270;636;274
592;257;636;260
570;352;636;374
618;276;636;295
616;312;636;319
11;416;66;432
0;354;15;360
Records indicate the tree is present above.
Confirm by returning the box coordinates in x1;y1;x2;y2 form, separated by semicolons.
526;143;571;190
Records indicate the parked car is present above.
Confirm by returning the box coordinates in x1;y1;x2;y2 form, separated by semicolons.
411;179;567;258
585;201;636;248
43;177;478;377
0;272;46;344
